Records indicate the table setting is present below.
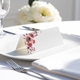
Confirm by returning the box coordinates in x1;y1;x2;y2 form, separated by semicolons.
0;0;80;80
0;21;80;80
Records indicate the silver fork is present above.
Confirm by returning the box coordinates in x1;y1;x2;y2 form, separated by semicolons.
6;60;48;80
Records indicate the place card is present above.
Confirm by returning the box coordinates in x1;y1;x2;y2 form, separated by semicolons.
16;26;63;55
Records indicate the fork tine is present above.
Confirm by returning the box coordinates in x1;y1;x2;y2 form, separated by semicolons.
6;59;20;69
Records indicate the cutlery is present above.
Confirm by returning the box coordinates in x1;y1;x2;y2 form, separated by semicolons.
22;26;41;31
3;30;16;35
6;59;48;80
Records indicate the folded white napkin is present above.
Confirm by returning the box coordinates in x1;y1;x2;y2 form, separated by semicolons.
32;46;80;80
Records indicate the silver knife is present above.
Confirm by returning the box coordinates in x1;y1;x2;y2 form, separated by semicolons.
3;30;16;35
22;26;40;31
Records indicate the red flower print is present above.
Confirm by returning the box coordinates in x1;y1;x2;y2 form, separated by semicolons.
29;33;34;38
28;43;32;47
23;30;41;54
33;40;35;44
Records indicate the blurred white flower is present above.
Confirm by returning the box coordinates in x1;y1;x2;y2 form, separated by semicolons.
16;5;33;24
16;1;62;25
31;1;62;22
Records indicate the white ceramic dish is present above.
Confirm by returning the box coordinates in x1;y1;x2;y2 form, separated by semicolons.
0;33;80;61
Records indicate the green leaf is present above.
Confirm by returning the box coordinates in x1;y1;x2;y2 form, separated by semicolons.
28;0;38;6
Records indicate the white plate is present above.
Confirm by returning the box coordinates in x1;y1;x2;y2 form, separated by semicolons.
0;33;80;61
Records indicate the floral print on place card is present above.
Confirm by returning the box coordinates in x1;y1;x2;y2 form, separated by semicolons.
23;31;41;54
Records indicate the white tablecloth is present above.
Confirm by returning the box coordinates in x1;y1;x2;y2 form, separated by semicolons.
0;21;80;80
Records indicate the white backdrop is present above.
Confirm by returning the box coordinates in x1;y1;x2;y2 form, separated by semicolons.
74;0;80;20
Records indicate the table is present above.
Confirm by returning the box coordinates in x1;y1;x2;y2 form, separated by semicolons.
0;21;80;80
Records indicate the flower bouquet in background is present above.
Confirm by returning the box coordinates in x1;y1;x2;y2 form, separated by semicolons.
16;0;62;25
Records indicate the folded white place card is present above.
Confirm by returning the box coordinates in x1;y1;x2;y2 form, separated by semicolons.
16;26;63;55
32;46;80;80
